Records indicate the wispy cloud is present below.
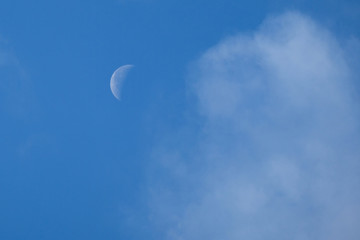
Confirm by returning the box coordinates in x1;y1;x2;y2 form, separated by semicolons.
148;12;360;240
0;37;37;120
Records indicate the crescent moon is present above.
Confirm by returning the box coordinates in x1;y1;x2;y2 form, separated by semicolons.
110;64;134;100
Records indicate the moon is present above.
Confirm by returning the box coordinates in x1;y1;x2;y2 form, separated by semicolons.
110;64;134;100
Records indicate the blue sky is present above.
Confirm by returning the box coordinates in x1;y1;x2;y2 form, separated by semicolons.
1;0;360;239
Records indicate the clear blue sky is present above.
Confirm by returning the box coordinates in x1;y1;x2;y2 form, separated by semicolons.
1;0;359;239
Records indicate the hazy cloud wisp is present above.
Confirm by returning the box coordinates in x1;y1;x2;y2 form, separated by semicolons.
148;12;360;240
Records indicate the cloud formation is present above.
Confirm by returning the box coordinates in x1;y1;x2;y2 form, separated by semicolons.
148;12;360;240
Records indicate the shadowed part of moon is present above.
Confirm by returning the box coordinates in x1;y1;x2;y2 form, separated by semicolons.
110;64;134;100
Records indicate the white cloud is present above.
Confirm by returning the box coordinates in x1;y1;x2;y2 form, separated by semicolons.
148;11;360;240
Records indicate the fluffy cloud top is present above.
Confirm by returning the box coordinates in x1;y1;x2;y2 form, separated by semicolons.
148;12;360;240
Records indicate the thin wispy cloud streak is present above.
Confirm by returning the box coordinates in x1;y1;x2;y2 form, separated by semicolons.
0;38;37;120
148;12;360;240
